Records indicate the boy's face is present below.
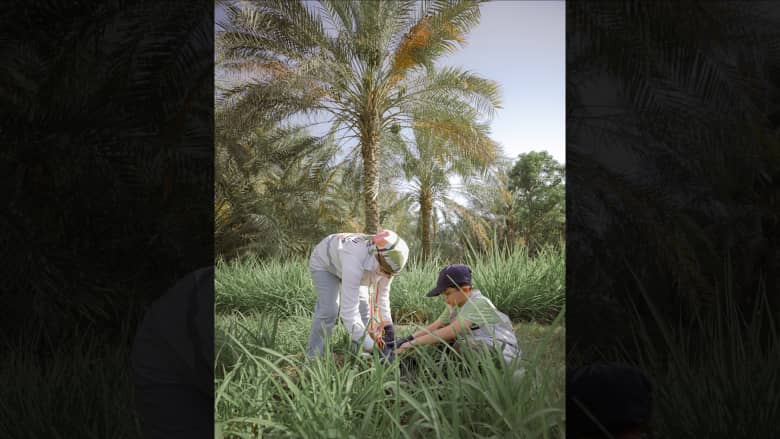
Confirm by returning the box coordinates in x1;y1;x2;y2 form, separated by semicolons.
441;286;470;306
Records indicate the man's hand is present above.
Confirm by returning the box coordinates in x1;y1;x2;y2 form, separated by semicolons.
367;329;381;346
381;324;395;347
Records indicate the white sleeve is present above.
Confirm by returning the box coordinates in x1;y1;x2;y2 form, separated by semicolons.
339;248;374;351
376;276;393;324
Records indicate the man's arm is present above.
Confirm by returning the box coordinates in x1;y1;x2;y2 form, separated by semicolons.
376;275;393;327
340;251;374;351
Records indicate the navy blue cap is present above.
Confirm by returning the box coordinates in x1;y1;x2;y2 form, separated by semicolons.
426;264;472;297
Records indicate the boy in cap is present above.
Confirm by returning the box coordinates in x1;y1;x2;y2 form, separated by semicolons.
306;230;409;358
395;264;520;365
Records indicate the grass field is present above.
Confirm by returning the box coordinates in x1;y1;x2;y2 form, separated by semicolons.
215;247;566;438
0;326;144;438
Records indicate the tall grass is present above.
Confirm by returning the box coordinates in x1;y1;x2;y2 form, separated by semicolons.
215;247;566;438
0;327;143;438
611;265;780;437
215;313;565;439
215;246;565;323
215;258;313;317
466;245;565;322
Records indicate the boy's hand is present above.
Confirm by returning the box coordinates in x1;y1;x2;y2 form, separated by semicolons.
395;339;413;354
395;334;414;349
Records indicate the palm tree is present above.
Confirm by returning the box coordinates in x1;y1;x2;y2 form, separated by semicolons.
216;0;501;233
402;125;497;259
1;0;214;331
567;1;780;354
462;159;520;246
215;117;350;259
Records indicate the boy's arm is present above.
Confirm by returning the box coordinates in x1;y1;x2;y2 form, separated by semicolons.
399;319;474;350
393;321;441;351
411;320;443;339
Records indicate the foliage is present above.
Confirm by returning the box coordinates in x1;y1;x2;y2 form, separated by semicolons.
214;311;565;439
215;119;357;260
507;152;565;254
567;0;780;353
214;115;427;260
216;246;564;323
215;244;566;437
609;267;780;438
451;153;565;257
402;124;497;260
0;323;144;438
216;0;501;232
466;245;565;322
214;1;565;264
566;4;780;436
0;0;214;332
1;2;213;437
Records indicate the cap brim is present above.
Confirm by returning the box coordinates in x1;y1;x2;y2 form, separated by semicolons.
425;286;444;297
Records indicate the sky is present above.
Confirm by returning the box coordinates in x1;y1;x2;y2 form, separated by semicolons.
439;1;565;164
215;1;565;165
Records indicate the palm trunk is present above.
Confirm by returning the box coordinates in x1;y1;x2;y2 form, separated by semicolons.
420;189;433;260
360;117;381;233
432;208;438;242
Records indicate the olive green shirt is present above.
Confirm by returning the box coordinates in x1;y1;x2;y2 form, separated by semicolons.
436;290;503;327
435;290;521;364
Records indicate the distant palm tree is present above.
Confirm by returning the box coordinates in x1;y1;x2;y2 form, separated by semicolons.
216;0;500;233
462;160;520;246
403;125;497;259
